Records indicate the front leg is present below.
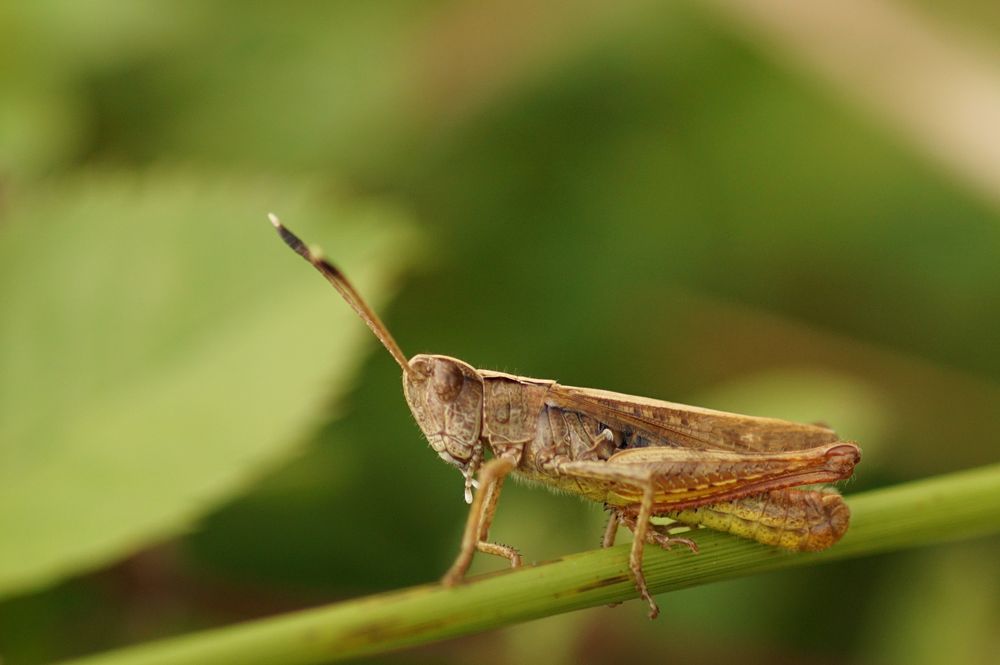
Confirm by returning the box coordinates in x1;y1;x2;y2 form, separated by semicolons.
442;455;518;586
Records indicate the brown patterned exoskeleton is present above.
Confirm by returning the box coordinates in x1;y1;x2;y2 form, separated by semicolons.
269;214;861;618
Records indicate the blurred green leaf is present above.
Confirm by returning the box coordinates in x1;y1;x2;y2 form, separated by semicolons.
0;171;417;599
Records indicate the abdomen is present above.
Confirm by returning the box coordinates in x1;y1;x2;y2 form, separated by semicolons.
663;488;851;551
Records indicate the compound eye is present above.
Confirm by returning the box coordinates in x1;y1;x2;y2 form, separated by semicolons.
433;362;464;401
409;357;433;378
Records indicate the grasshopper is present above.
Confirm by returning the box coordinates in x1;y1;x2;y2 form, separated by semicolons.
269;214;861;618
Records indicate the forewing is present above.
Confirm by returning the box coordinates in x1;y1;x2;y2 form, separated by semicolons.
547;384;842;453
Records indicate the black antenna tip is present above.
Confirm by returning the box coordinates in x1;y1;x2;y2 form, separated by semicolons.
268;213;308;257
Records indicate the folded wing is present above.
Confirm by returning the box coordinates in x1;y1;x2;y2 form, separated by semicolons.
548;384;845;453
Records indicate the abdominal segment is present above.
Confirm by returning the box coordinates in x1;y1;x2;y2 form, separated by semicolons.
662;488;851;552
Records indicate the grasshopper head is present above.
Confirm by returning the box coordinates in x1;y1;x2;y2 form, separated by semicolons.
403;354;485;497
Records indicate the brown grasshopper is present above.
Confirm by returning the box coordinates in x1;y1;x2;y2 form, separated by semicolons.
269;214;861;618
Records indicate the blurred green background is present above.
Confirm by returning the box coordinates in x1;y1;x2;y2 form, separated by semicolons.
1;1;999;663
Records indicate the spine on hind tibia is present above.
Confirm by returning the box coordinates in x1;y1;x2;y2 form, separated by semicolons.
664;487;850;552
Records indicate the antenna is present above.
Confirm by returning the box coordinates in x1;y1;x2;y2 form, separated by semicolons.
269;214;410;373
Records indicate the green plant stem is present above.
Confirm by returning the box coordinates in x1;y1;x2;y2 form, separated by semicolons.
61;464;1000;665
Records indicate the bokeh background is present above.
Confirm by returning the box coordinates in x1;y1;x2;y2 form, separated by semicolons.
2;2;999;663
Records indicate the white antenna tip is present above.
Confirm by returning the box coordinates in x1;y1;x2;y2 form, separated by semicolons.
267;212;281;228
